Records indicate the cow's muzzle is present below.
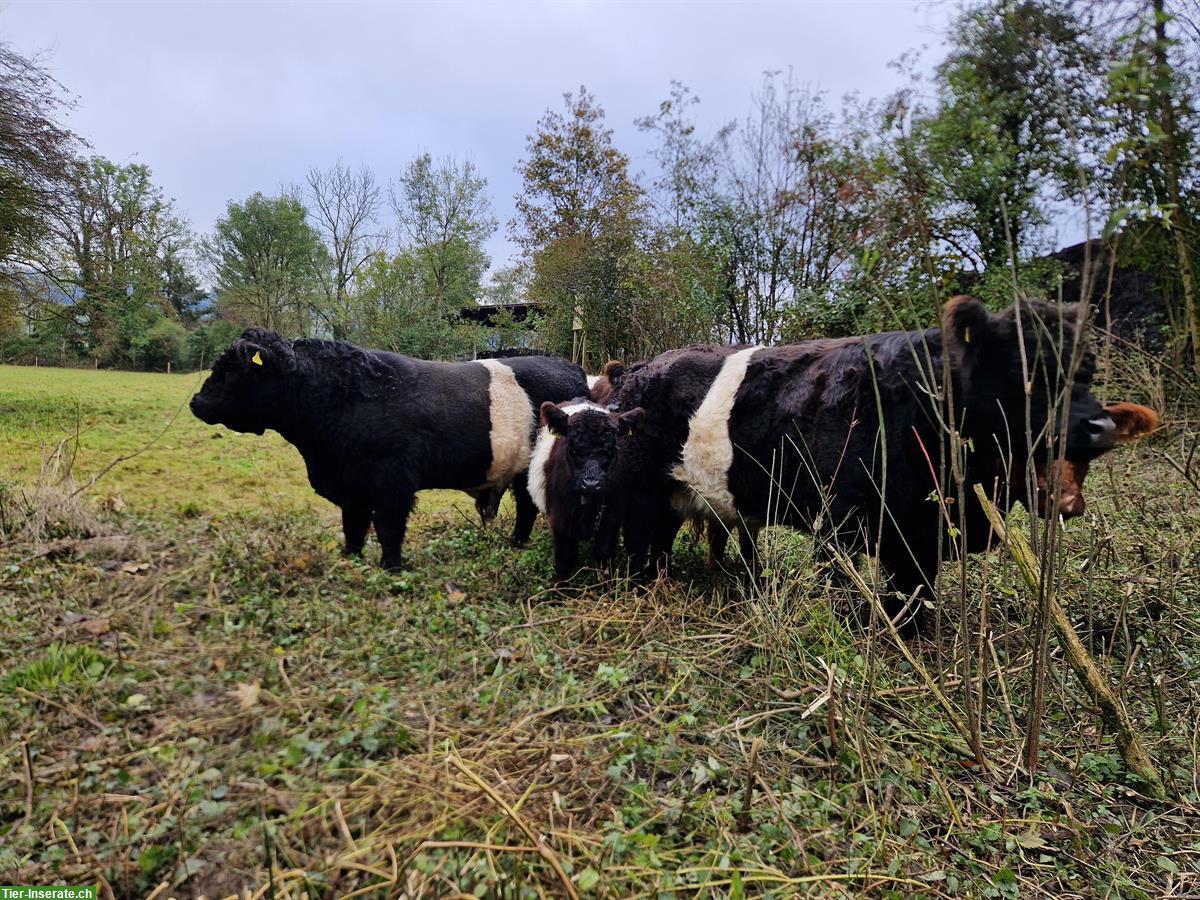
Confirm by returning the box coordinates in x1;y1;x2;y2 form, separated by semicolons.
189;394;215;423
1083;413;1117;450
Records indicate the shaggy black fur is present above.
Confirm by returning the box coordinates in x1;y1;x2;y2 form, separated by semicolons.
539;401;644;581
613;297;1150;633
190;330;588;570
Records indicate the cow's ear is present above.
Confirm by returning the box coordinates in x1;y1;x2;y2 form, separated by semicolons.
238;341;281;371
236;334;295;372
618;407;644;437
1105;402;1159;443
943;296;993;359
541;402;570;437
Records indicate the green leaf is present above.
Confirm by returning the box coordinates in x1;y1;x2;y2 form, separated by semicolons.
577;867;601;891
1015;829;1046;849
1103;206;1133;240
1156;855;1178;873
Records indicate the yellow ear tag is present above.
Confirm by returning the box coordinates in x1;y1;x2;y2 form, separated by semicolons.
251;350;264;366
963;327;972;344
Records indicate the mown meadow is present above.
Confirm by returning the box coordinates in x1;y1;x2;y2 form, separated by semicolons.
1;363;1198;898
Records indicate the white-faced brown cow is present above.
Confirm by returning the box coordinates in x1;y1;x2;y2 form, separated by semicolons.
528;399;644;581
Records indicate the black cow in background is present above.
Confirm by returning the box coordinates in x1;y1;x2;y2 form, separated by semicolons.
612;297;1159;632
527;398;644;581
190;330;588;570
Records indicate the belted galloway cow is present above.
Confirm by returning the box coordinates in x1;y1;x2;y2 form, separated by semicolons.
611;297;1158;632
190;330;588;570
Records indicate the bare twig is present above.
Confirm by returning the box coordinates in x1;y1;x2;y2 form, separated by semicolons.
974;485;1167;800
21;740;34;826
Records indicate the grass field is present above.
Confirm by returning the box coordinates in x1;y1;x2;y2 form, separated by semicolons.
0;364;314;515
1;364;1199;898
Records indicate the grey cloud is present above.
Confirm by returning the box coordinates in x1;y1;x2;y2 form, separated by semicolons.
4;0;950;278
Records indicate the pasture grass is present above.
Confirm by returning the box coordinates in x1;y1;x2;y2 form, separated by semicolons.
1;364;1199;897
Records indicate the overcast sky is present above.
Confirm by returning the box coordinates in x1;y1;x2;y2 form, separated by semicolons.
4;0;953;279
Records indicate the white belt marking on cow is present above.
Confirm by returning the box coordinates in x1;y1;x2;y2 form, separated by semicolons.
477;359;535;488
671;347;759;524
586;374;601;390
529;400;606;515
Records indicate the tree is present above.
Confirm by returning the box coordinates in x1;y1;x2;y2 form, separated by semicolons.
0;41;78;287
305;160;383;339
481;265;529;307
351;249;480;359
392;153;496;310
636;75;884;346
1148;0;1197;371
713;74;880;343
915;0;1104;271
633;82;730;349
133;317;187;371
162;238;206;323
513;87;645;365
635;81;721;236
1101;0;1199;369
513;87;643;251
185;318;241;370
31;156;195;367
203;192;327;335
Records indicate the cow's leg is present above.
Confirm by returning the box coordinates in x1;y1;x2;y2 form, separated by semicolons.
624;522;649;578
738;523;761;576
510;473;538;546
879;550;936;637
650;507;685;577
623;493;656;577
705;519;729;571
593;504;623;570
474;488;502;526
550;518;580;583
341;506;372;557
374;494;415;572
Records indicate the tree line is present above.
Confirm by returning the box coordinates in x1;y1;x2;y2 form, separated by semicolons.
514;0;1199;373
2;0;1197;374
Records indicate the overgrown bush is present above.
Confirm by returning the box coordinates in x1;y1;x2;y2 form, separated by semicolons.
131;317;187;371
